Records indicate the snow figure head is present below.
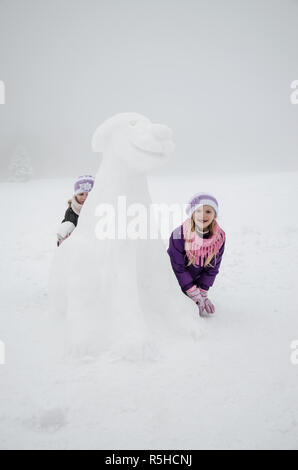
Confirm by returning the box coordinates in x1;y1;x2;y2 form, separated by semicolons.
92;113;175;173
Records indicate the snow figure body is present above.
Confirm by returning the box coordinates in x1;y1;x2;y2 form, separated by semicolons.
168;193;226;316
50;113;202;359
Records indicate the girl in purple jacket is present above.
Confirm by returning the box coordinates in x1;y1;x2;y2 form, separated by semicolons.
167;193;226;316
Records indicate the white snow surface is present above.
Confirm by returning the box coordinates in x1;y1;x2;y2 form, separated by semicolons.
0;171;298;450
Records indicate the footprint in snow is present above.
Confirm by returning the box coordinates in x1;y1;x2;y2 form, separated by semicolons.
24;408;68;433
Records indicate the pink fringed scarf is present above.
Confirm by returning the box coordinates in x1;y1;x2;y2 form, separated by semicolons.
71;196;83;216
183;218;226;267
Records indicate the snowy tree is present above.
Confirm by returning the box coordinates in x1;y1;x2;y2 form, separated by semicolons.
9;145;33;182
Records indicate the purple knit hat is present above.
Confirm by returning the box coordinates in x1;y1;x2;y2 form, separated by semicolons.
74;175;95;195
186;192;219;217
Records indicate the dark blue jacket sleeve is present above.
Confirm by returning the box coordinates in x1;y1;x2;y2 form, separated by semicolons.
197;241;226;291
167;226;194;292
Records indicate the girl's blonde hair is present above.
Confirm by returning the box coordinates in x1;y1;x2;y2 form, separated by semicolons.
186;213;218;268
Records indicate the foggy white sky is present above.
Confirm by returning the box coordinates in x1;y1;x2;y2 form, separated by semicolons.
0;0;298;179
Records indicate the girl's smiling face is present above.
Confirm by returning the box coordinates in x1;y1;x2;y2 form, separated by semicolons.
193;205;216;230
76;192;89;205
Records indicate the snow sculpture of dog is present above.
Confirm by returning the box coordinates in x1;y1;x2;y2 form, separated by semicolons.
50;113;202;359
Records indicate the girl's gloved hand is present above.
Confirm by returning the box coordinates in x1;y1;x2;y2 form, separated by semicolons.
186;286;205;316
199;288;215;314
57;232;70;247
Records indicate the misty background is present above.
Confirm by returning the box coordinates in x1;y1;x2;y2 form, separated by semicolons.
0;0;298;180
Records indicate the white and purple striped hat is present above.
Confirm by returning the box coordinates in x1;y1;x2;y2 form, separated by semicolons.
186;192;219;217
74;175;95;196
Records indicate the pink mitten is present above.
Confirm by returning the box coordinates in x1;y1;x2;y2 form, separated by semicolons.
186;286;205;316
199;288;215;314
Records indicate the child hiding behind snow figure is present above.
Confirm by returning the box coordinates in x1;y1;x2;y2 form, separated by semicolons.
167;193;226;317
56;175;95;247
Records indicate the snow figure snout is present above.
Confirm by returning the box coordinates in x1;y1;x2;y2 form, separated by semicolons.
130;121;175;157
92;112;175;173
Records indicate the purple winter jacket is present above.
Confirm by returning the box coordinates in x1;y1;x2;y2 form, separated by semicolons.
167;224;225;293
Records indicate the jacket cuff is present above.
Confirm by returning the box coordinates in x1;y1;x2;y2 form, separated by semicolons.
57;221;75;239
182;281;195;294
198;282;210;291
186;285;196;294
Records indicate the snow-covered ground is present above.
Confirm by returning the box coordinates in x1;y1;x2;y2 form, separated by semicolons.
0;171;298;450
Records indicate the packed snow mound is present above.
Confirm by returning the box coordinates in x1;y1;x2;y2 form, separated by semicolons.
49;113;203;359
